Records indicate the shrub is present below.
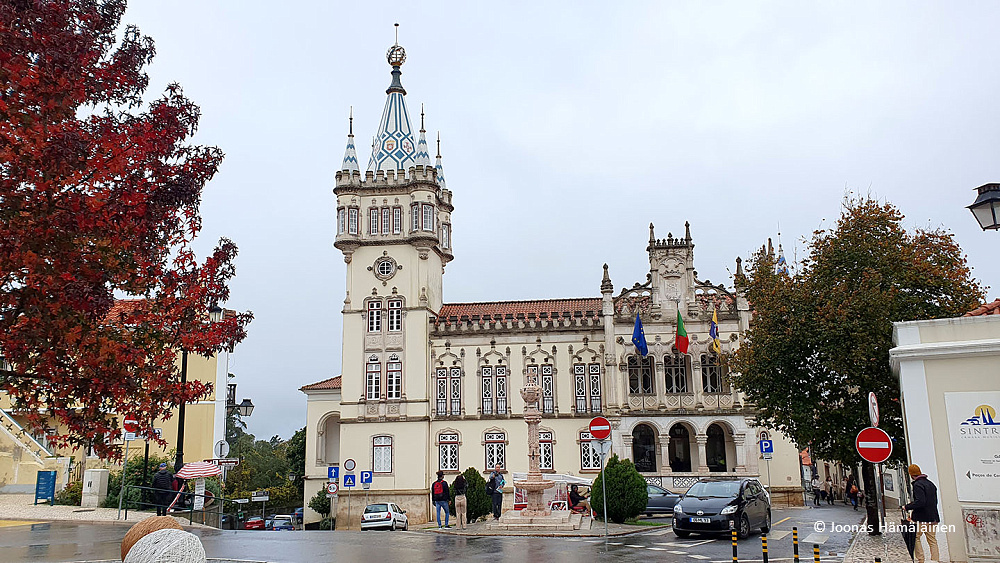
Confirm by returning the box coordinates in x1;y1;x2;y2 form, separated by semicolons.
590;455;647;523
102;452;173;510
54;481;83;506
308;488;330;517
449;467;491;521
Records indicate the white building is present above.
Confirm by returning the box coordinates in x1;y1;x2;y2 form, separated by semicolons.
302;39;805;527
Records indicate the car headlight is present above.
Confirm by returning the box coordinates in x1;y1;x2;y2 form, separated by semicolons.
673;504;683;514
721;505;738;515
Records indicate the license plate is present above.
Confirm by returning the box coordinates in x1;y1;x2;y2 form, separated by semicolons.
691;517;712;523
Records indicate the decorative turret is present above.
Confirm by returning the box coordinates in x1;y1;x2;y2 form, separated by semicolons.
341;107;360;174
367;34;418;175
414;105;431;168
434;132;448;190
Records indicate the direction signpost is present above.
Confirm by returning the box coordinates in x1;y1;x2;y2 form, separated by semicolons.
251;490;269;517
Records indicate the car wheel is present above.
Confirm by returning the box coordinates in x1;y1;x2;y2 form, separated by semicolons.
390;520;396;531
674;529;691;538
738;514;751;540
403;521;408;531
760;511;771;534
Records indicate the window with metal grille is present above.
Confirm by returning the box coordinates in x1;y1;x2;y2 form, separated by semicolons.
439;433;459;471
387;299;402;332
441;224;450;249
664;350;689;393
436;368;448;415
580;431;602;470
373;436;392;473
485;432;506;470
701;353;722;393
337;208;346;234
539;431;553;470
541;364;554;414
449;367;462;415
589;363;602;412
381;207;391;235
421;204;435;232
495;366;508;414
367;301;382;333
628;355;654;394
369;208;379;235
481;366;493;415
392;206;402;234
348;208;359;235
366;359;381;400
574;364;587;413
386;356;401;400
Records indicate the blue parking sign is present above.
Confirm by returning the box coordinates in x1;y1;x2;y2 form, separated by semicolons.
360;471;373;484
328;466;339;480
343;474;355;488
759;439;774;454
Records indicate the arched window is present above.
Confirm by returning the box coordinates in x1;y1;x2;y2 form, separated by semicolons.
632;424;657;473
373;436;393;473
706;423;728;472
668;424;691;472
664;349;689;393
628;355;654;394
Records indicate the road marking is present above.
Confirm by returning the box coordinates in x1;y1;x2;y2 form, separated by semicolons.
767;530;790;540
642;527;675;536
668;550;687;555
773;516;792;526
689;556;710;561
0;520;42;528
625;544;644;548
648;547;666;551
655;541;687;547
801;532;829;544
608;541;623;545
689;538;716;547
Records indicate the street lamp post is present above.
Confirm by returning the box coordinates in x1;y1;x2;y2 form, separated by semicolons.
968;183;1000;231
174;305;224;473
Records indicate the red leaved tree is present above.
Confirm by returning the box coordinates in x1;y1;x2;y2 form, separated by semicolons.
0;0;252;459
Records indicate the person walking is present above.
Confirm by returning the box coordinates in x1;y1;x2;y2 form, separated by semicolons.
904;464;940;563
453;474;468;530
431;470;451;528
823;477;834;505
488;464;505;519
841;476;849;504
811;475;821;506
151;462;174;516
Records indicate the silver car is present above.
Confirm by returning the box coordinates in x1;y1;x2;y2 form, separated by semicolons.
360;502;408;531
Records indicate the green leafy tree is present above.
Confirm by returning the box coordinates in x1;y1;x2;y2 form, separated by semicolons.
308;488;330;518
731;195;984;531
590;455;647;523
224;431;301;511
448;468;491;522
286;427;306;497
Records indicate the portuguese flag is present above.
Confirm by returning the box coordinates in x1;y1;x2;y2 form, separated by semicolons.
675;310;689;354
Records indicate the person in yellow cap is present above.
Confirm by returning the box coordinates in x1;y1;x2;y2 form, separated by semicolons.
903;464;939;563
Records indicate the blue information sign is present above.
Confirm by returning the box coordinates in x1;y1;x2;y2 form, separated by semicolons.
328;466;339;480
343;474;355;488
360;471;373;484
759;439;774;454
34;470;57;505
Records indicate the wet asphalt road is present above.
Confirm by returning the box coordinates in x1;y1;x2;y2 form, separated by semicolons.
0;504;864;563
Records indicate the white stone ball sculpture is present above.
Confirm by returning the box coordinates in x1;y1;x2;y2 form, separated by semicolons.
123;528;206;563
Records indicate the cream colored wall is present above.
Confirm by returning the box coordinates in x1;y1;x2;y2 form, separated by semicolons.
303;391;341;524
916;316;1000;343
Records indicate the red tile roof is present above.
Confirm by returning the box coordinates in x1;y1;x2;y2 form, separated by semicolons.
300;376;342;391
434;298;602;324
105;299;240;324
965;298;1000;317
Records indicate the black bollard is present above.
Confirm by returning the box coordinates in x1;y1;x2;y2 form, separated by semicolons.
732;529;738;562
793;526;799;563
762;533;768;563
875;559;881;562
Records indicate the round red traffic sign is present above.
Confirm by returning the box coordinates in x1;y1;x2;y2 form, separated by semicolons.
123;419;139;433
856;427;892;464
589;416;612;441
326;482;339;495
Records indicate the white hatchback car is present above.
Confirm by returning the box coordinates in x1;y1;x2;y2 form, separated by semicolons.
360;502;408;531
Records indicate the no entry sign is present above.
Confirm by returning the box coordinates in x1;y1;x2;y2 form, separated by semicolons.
589;416;612;441
856;427;892;464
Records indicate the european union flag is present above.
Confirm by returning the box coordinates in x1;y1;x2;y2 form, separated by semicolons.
631;313;648;357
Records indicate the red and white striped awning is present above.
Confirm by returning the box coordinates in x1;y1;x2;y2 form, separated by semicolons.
175;461;222;479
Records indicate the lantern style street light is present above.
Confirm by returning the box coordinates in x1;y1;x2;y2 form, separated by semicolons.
968;183;1000;231
235;398;255;417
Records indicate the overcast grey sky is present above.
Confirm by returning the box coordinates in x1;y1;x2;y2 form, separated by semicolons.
122;1;1000;441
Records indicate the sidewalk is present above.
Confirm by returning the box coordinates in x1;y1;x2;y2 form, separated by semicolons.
0;493;200;526
843;516;951;563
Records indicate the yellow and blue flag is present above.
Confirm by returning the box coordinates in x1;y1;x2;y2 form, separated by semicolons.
631;312;648;356
709;308;721;353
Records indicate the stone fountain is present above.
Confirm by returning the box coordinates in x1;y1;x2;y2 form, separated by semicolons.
492;378;587;531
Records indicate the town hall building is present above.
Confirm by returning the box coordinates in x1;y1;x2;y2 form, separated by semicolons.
301;39;805;526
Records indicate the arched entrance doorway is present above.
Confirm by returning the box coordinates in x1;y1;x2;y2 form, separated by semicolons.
668;424;692;472
706;423;727;472
632;424;657;473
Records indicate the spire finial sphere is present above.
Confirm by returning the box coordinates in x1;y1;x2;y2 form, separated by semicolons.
387;24;406;66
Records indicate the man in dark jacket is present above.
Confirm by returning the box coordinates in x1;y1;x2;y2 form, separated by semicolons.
904;464;940;563
488;464;505;519
431;470;451;528
151;462;174;516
